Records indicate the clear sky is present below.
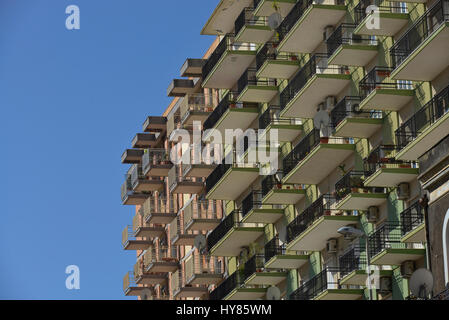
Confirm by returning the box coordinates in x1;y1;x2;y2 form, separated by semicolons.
0;0;216;299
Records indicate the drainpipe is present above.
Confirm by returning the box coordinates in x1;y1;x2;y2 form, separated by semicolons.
420;193;432;272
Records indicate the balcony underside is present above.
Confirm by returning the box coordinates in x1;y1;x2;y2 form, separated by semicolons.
359;89;414;111
224;288;267;300
185;218;221;231
167;79;198;97
280;74;351;118
340;270;393;286
257;60;300;79
328;44;378;67
235;25;274;44
146;261;179;273
254;0;297;17
136;274;167;286
364;167;419;187
181;59;206;77
241;208;285;224
314;289;364;300
143;116;167;133
134;227;165;239
122;194;148;205
183;111;212;127
401;224;426;243
188;273;223;286
121;149;144;164
237;85;278;103
201;0;253;35
171;181;204;194
184;164;217;178
335;193;388;211
391;22;449;81
205;108;259;142
278;5;347;53
125;287;146;297
334;118;383;138
354;13;409;36
202;51;257;89
145;164;172;177
287;215;359;251
132;134;158;149
172;234;197;246
283;143;355;184
262;188;306;205
264;254;309;269
145;213;177;225
244;272;287;286
123;240;152;251
133;180;164;192
396;111;449;161
206;168;260;200
370;248;426;265
209;227;265;257
262;124;302;143
175;287;208;298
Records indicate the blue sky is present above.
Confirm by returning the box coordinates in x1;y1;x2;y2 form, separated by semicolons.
0;0;216;299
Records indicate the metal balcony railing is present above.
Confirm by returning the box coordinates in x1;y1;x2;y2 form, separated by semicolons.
368;223;424;259
121;174;133;202
283;128;320;175
237;68;276;96
338;246;367;279
400;201;424;238
363;145;417;178
209;271;244;300
205;163;232;194
335;170;386;202
207;211;241;251
330;96;382;130
202;34;257;81
264;236;286;263
289;267;341;300
390;0;449;69
122;225;137;248
354;0;408;26
142;195;176;220
168;165;204;193
243;254;266;282
359;67;410;101
286;194;336;243
259;105;301;131
241;191;264;218
185;253;224;283
143;246;178;267
277;0;314;42
261;174;304;200
256;42;300;72
396;84;449;150
180;93;214;125
184;199;219;228
280;53;348;111
202;92;237;131
142;149;171;174
123;271;138;294
326;23;377;58
235;7;268;37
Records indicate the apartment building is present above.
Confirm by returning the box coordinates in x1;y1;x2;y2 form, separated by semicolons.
121;0;449;300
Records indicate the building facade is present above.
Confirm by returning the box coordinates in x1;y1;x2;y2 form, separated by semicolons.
121;0;449;300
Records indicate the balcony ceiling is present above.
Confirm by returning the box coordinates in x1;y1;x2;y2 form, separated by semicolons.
201;0;253;35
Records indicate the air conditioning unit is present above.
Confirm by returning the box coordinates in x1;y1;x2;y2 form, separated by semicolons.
323;25;334;41
367;206;379;223
400;260;415;278
326;96;336;110
379;276;392;294
326;239;338;254
397;182;410;200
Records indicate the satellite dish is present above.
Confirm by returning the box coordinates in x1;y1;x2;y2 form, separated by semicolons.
140;288;152;301
266;286;281;300
410;268;434;299
268;12;282;30
314;110;331;137
194;235;207;253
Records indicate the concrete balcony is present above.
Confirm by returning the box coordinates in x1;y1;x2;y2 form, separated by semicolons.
234;8;273;44
236;68;278;103
400;201;426;243
180;58;206;78
142;196;177;225
132;212;165;239
131;133;158;149
264;237;309;269
123;272;148;297
121;173;149;206
122;226;152;251
256;42;301;79
183;199;221;232
168;166;204;194
134;261;166;286
259;106;302;143
185;254;224;286
242;255;288;286
142;149;172;177
167;78;201;97
210;271;267;300
130;164;164;193
142;116;167;133
253;0;297;17
240;191;285;224
180;94;213;127
144;246;179;273
121;149;144;164
201;0;254;35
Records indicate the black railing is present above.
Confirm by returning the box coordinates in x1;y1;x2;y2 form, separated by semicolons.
256;42;300;71
359;67;404;101
264;236;286;263
261;175;278;199
390;0;449;69
289;268;340;300
241;191;263;218
277;0;314;41
400;201;424;237
286;194;334;243
237;68;276;96
207;211;240;251
283;128;320;175
202;34;256;80
364;145;417;177
396;84;449;150
354;0;407;26
330;96;382;129
253;0;262;10
209;271;243;300
368;223;415;259
235;7;268;37
327;23;377;58
203;92;234;131
259;106;300;131
339;246;367;278
334;171;384;202
243;255;265;281
205;163;231;194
